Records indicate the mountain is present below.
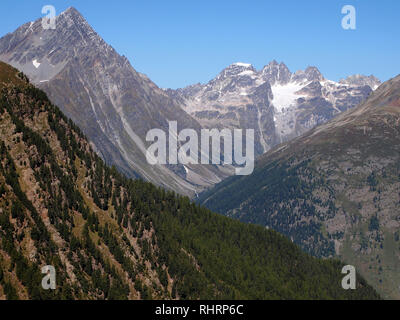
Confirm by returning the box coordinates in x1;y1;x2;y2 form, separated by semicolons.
168;60;381;156
0;61;380;300
199;73;400;299
0;7;229;197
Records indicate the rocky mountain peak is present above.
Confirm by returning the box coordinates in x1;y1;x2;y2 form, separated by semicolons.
291;66;324;83
0;7;111;84
57;7;105;48
304;66;324;81
219;62;256;78
61;6;81;17
261;60;292;85
339;74;381;89
207;62;258;91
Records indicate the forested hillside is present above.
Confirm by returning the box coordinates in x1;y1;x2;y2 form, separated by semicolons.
0;62;379;300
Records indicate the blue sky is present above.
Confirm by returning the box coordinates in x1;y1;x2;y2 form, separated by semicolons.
0;0;399;88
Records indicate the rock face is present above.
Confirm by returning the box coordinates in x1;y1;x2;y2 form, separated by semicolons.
0;7;229;197
169;60;381;157
199;74;400;299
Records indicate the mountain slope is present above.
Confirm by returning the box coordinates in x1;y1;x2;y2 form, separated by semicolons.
169;60;380;156
199;73;400;299
0;7;228;197
0;61;380;300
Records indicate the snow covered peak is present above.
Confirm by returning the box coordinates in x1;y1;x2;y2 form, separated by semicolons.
216;62;257;81
232;62;253;68
225;62;255;72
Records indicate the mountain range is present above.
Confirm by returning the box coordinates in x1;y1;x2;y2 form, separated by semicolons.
168;61;380;156
0;7;380;196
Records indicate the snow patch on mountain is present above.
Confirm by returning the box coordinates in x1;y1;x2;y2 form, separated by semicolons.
32;59;40;68
234;62;252;68
271;82;307;113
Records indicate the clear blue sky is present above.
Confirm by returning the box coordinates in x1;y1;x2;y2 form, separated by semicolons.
0;0;399;89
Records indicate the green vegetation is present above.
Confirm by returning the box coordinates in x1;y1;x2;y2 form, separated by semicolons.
199;159;337;257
